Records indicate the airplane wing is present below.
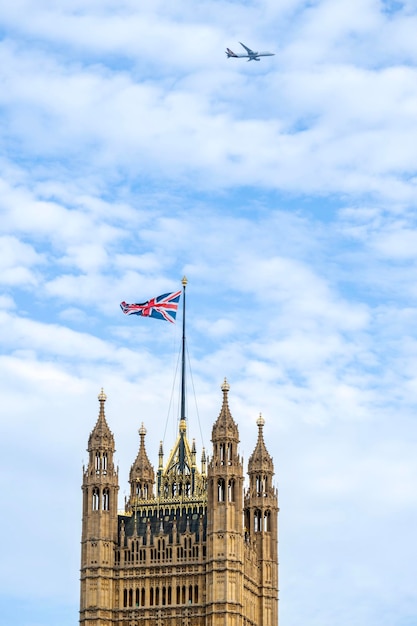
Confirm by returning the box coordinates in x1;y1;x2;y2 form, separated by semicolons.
239;42;255;55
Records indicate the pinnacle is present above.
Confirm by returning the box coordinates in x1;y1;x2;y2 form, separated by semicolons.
248;414;273;473
130;422;155;482
212;378;239;443
88;388;115;451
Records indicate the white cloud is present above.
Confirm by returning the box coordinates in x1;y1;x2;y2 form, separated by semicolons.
0;236;44;287
1;2;417;625
1;6;417;199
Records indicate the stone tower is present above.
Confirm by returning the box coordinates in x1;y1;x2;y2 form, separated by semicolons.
245;414;279;626
206;379;245;626
79;382;278;626
80;389;120;625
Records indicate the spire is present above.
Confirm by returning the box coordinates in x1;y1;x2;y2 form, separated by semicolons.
158;440;164;470
191;439;197;468
129;423;155;502
88;389;115;453
157;414;207;501
248;413;274;474
130;423;155;483
211;378;239;443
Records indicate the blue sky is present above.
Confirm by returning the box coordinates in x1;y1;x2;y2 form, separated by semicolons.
1;1;417;625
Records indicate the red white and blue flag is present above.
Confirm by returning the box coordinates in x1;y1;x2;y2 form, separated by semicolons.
120;291;181;324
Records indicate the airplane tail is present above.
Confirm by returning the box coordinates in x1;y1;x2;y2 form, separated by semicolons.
226;48;238;58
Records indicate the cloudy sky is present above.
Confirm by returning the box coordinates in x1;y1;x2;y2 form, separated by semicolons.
1;1;417;625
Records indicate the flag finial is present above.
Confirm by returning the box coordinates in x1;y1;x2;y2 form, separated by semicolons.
182;276;188;287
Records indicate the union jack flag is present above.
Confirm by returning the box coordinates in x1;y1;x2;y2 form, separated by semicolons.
120;291;181;324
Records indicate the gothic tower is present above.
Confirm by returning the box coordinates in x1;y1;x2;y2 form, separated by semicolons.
80;389;119;625
245;414;279;626
79;382;278;626
206;379;245;626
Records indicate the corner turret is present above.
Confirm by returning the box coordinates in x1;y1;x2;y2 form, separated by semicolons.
244;413;279;626
128;423;155;506
80;390;119;626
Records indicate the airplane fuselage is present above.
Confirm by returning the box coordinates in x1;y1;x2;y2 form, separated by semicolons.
226;42;275;61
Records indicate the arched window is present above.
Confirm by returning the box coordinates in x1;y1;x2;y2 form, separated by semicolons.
254;509;262;532
102;452;107;473
92;488;99;511
227;443;232;464
228;479;235;502
220;443;225;465
95;452;100;473
218;478;225;502
102;488;109;511
264;510;271;531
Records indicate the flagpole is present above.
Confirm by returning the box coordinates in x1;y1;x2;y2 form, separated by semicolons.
180;276;187;421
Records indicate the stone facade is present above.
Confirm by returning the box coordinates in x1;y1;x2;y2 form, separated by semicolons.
80;381;278;625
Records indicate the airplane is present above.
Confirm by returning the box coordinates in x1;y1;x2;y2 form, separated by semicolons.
225;41;275;62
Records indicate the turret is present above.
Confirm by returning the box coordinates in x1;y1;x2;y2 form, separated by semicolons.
82;389;119;534
245;413;279;626
128;423;155;507
80;390;119;626
206;380;245;625
208;379;243;515
247;414;275;498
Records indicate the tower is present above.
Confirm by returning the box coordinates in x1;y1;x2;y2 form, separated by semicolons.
79;383;278;626
206;379;245;626
245;414;279;626
80;389;119;625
